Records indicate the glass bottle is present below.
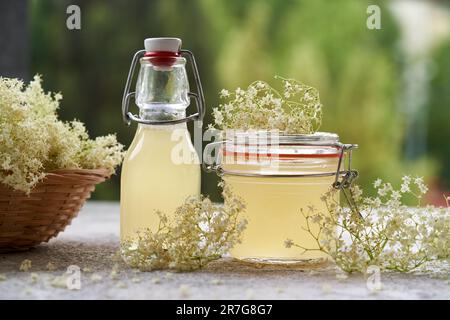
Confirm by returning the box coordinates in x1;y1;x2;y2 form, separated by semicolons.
120;38;204;245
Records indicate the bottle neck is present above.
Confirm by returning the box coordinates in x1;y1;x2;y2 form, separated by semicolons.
139;107;186;122
137;119;188;130
135;57;190;124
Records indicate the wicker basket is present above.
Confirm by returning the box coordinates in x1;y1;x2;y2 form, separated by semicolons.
0;168;110;251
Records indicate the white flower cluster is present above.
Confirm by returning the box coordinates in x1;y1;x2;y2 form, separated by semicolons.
211;76;322;134
0;75;124;193
288;176;450;273
121;183;247;271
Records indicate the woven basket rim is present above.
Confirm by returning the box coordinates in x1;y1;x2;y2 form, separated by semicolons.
0;168;112;193
45;168;111;177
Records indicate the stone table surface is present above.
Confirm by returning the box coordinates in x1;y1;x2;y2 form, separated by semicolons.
0;202;449;300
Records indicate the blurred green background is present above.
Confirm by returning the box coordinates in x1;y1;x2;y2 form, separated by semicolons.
2;0;449;204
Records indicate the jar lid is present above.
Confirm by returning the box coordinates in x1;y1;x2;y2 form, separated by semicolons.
279;132;339;145
203;131;358;183
224;131;341;159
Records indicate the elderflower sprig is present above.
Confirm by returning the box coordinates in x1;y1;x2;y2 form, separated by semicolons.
287;176;450;273
120;183;247;272
0;75;125;193
211;76;322;134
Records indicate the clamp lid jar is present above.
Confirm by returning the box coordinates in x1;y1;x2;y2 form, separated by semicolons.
204;130;358;265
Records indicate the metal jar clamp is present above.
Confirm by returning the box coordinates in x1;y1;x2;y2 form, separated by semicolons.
121;49;205;126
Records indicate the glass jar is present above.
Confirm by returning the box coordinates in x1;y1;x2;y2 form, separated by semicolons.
205;131;357;265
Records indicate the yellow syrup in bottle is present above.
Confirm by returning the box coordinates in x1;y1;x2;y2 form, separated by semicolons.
120;37;204;246
120;123;200;242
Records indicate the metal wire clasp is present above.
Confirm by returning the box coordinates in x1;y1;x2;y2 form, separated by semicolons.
332;143;359;190
203;140;225;175
121;49;205;126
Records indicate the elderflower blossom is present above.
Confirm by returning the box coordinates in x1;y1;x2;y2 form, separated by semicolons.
219;89;230;98
284;239;294;249
414;177;428;195
373;178;382;188
121;183;247;271
400;175;411;193
288;176;450;273
19;259;32;272
0;75;124;193
211;76;322;134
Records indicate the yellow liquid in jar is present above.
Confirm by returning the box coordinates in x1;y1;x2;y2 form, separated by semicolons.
120;124;200;242
225;166;337;263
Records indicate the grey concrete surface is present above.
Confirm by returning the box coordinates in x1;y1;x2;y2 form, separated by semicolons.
0;202;448;300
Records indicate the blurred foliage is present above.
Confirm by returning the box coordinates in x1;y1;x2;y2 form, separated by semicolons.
427;40;450;188
29;0;440;201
